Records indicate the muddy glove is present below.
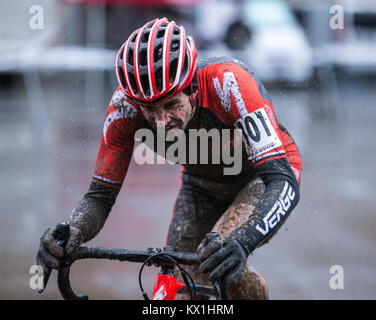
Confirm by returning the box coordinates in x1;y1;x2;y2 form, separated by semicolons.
36;222;83;293
36;191;114;293
197;232;248;284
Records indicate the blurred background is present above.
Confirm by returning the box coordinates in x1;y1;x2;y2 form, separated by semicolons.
1;0;375;299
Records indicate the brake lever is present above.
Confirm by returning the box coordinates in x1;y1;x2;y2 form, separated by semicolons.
54;223;88;299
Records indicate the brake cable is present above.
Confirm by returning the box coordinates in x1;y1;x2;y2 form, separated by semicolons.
138;252;196;300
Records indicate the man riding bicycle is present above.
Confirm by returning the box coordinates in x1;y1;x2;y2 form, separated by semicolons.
37;18;301;300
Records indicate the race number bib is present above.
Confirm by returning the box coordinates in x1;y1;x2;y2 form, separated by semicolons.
235;108;282;161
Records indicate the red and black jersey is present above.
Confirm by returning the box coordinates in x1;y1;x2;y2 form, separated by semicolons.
93;57;301;189
76;57;302;253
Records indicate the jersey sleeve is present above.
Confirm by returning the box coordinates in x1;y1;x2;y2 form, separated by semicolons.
92;87;142;188
198;61;286;166
67;88;143;243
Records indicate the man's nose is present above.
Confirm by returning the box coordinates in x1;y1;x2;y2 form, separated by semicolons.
154;110;170;125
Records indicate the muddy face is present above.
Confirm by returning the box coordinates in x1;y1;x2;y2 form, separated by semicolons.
138;92;194;132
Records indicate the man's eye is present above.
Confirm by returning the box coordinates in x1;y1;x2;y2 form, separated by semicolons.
165;104;179;110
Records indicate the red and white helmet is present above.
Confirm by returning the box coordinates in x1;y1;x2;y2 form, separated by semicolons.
116;17;198;104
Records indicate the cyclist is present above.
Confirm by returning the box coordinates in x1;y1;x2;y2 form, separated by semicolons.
37;18;301;300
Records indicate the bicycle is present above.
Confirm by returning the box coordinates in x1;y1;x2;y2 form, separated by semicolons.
50;223;228;300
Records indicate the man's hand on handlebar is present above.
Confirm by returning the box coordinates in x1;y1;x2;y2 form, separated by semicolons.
197;232;248;284
36;223;82;293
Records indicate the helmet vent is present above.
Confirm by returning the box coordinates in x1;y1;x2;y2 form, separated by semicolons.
127;49;134;65
141;74;150;96
139;49;147;66
155;67;163;92
169;58;178;83
117;67;127;91
141;31;150;43
181;53;188;76
129;72;138;95
154;44;163;61
171;40;179;52
157;29;165;38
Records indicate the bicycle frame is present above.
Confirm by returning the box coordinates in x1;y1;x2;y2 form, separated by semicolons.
152;266;186;300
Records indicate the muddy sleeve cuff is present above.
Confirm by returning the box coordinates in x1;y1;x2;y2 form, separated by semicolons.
230;176;300;255
67;180;121;243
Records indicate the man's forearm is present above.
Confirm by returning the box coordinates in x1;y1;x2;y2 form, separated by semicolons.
231;178;300;254
68;181;121;243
